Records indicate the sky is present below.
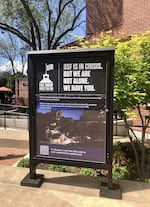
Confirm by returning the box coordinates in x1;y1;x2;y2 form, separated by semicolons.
0;8;86;75
0;60;27;74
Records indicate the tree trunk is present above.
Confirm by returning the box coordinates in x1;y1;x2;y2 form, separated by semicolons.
123;115;145;181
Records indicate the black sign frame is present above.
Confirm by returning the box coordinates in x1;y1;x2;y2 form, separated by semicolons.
21;48;118;197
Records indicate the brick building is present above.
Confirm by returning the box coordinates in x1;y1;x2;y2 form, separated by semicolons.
15;78;28;106
131;105;150;133
86;0;150;38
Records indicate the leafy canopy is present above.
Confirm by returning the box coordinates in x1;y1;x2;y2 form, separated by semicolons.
0;0;85;50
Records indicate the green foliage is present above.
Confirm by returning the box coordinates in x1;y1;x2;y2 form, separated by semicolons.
113;142;150;180
114;31;150;112
48;164;73;173
0;76;7;87
113;166;130;180
0;71;26;92
147;179;150;183
77;30;150;181
17;157;30;168
99;142;136;180
0;71;13;89
74;31;118;49
80;168;97;177
113;142;136;180
76;30;150;112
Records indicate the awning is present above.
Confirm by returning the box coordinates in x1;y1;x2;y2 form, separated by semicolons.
0;86;12;92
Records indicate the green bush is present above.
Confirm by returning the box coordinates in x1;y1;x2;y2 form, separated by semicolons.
48;164;73;173
112;166;130;180
113;142;136;180
17;157;30;168
80;168;97;177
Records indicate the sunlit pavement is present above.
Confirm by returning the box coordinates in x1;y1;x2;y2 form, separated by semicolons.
0;128;29;166
0;164;150;207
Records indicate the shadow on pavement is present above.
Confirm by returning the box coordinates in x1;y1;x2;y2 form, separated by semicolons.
44;173;150;194
0;154;26;161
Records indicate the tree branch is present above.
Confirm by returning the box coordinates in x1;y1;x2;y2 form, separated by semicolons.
30;23;37;50
53;6;85;49
0;22;33;47
20;0;41;50
123;115;144;180
45;0;52;49
137;103;144;127
49;0;74;48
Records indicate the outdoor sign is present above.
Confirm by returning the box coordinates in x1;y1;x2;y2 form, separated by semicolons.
31;48;114;164
21;48;115;188
21;48;122;199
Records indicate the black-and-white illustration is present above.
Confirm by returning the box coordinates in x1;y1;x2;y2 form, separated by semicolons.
39;63;54;92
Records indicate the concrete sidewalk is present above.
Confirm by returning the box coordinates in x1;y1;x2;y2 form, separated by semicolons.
0;127;29;141
0;164;150;207
0;128;150;206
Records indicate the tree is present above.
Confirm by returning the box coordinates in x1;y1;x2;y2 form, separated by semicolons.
114;31;150;181
0;34;17;74
0;70;26;92
0;0;85;50
0;33;28;74
0;73;7;87
75;30;150;181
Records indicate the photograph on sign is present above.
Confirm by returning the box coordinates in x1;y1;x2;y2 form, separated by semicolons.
36;103;106;163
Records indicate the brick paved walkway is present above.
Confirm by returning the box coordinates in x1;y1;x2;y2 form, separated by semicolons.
0;128;29;166
0;147;28;166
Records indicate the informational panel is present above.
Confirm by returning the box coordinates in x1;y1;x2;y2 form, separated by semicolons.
28;48;114;166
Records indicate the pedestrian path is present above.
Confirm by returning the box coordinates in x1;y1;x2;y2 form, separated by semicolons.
0;127;29;141
0;128;29;166
0;147;28;166
0;128;150;206
0;164;150;207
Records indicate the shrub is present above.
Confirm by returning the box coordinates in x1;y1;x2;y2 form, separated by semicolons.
113;142;136;180
113;166;130;180
17;157;30;168
80;168;97;177
48;164;73;173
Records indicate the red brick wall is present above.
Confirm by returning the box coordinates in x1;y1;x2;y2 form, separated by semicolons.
86;0;123;35
86;0;150;38
115;0;150;38
131;105;150;133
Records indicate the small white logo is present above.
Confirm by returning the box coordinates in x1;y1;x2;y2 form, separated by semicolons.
39;63;54;92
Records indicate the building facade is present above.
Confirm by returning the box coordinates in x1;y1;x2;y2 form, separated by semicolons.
86;0;150;38
86;0;150;134
15;78;28;106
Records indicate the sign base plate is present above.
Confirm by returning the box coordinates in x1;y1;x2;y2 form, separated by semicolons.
21;173;44;187
100;182;122;199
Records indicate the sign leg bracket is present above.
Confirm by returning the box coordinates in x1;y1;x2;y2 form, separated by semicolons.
21;173;44;187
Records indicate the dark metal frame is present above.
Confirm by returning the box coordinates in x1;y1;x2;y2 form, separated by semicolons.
21;48;121;199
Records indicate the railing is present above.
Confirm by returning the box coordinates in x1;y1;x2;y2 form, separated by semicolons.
113;110;150;139
0;103;29;130
0;105;149;137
